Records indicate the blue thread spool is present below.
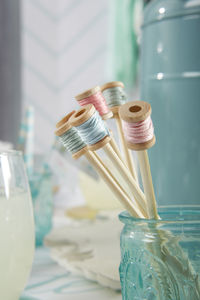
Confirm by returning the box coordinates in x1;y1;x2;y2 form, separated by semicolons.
55;108;143;217
69;104;111;151
55;112;88;159
101;81;127;116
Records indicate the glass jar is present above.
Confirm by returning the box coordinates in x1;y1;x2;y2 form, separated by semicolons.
29;166;53;246
119;206;200;300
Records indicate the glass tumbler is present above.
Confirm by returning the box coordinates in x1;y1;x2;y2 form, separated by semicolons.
119;206;200;300
0;150;35;300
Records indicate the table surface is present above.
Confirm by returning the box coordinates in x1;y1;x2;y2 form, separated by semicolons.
20;247;122;300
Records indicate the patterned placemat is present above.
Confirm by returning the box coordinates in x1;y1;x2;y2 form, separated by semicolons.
21;247;122;300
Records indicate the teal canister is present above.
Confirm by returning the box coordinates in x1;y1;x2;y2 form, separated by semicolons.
141;0;200;206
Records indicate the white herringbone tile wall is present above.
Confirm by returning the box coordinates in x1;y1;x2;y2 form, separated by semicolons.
22;0;109;153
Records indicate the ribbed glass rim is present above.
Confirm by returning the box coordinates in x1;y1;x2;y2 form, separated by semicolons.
0;150;22;157
119;205;200;225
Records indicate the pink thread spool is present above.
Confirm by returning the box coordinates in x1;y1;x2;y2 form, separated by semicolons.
119;101;155;151
119;101;158;219
75;86;113;120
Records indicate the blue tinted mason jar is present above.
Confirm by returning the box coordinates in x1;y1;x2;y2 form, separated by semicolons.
119;206;200;300
29;168;53;246
141;0;200;206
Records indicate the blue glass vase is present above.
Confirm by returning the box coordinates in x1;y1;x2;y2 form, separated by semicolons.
119;206;200;300
29;167;53;246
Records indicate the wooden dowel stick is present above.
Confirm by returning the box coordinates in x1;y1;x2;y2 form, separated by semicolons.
85;151;144;218
109;136;125;163
115;116;138;181
102;143;149;218
92;151;134;201
137;150;159;219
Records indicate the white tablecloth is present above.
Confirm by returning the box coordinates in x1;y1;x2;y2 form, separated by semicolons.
20;247;122;300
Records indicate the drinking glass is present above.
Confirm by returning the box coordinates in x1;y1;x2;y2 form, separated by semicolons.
0;150;35;300
119;206;200;300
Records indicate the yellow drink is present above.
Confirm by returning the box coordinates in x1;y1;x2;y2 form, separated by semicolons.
0;190;35;300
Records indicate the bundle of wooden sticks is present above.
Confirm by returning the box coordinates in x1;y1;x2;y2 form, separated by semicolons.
55;81;158;220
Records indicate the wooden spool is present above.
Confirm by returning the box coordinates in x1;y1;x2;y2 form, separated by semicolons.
69;104;112;151
56;111;76;129
119;101;156;151
119;101;159;219
75;86;113;121
55;112;88;160
101;81;124;117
